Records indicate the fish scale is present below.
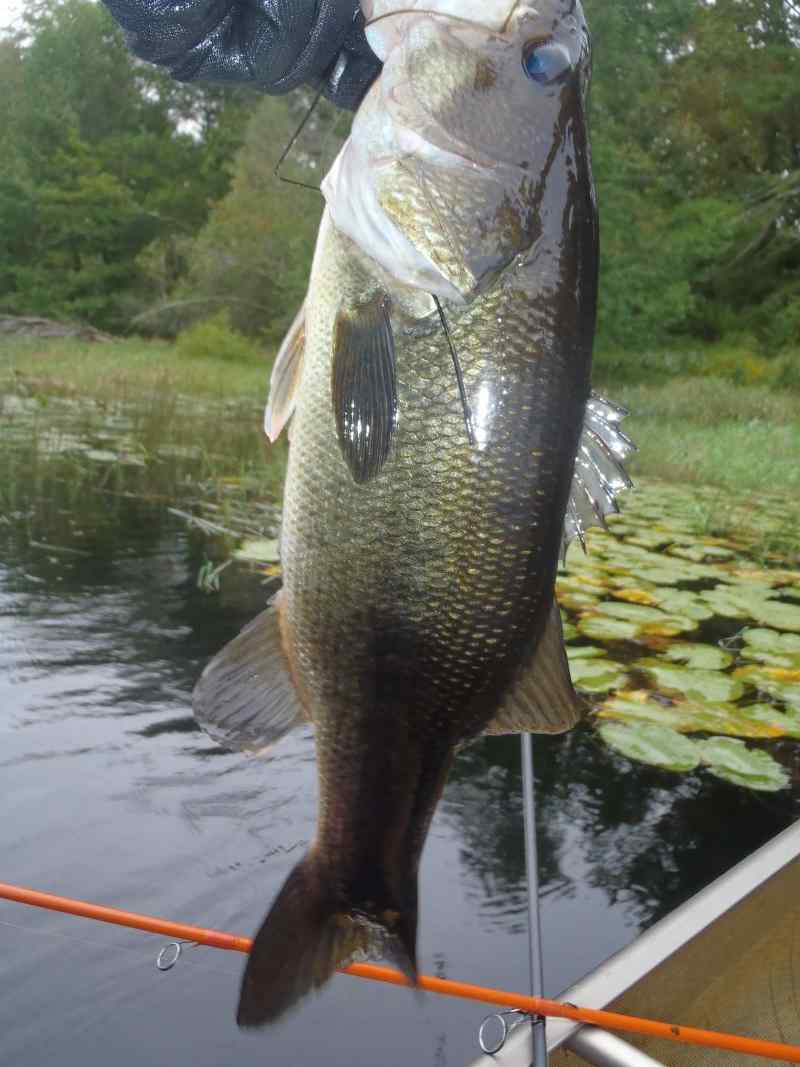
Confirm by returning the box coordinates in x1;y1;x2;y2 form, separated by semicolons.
282;217;586;745
192;0;619;1027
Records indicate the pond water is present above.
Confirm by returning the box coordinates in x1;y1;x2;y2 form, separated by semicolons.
1;388;798;1067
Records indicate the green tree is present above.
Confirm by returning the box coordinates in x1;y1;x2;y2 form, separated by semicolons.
0;0;252;330
172;92;349;341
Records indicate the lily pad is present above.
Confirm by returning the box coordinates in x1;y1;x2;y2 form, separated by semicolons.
612;587;660;606
597;694;794;739
561;619;579;642
233;538;281;564
739;628;800;669
558;574;609;592
696;737;790;792
655;590;715;622
641;615;698;637
625;531;675;550
592;602;698;635
749;600;800;633
595;602;667;624
742;628;800;653
662;643;733;670
598;722;701;772
668;544;735;563
566;645;606;660
733;666;800;711
569;657;629;693
577;615;641;643
637;661;744;703
558;590;604;612
732;703;800;739
700;588;772;620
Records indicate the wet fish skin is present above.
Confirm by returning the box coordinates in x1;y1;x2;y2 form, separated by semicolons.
197;0;598;1027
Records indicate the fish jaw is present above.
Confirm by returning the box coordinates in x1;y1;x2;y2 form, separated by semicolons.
323;2;592;303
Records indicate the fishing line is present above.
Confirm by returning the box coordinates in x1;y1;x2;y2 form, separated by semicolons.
433;296;476;447
274;84;326;193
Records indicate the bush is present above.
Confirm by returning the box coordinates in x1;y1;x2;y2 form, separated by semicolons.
770;350;800;390
594;338;799;392
698;343;774;387
175;311;264;363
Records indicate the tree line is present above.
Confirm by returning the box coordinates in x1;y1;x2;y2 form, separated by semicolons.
1;0;798;356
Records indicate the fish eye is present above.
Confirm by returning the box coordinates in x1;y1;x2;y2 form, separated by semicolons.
522;39;572;85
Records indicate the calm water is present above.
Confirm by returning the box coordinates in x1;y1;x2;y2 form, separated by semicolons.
1;404;797;1067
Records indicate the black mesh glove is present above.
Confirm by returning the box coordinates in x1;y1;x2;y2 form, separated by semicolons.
102;0;382;110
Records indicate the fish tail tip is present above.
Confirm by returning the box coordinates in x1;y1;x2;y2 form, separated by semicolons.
235;852;339;1028
235;853;421;1027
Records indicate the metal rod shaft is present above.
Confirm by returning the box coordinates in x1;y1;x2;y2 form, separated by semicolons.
521;732;548;1066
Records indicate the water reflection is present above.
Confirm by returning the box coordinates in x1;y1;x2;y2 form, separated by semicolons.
447;725;798;940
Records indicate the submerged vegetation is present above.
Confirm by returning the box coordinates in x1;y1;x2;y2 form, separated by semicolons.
0;337;285;564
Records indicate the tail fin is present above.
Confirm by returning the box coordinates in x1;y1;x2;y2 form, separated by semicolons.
237;850;418;1028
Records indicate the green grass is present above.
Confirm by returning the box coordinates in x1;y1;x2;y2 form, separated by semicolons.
0;336;271;401
2;338;798;532
607;377;800;499
595;340;800;391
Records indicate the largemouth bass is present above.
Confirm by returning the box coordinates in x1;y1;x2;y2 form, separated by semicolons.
194;0;632;1028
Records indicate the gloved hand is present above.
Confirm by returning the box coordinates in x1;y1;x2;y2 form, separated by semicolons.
102;0;381;110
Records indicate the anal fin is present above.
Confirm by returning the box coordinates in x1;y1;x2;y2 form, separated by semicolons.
483;601;584;736
192;594;307;753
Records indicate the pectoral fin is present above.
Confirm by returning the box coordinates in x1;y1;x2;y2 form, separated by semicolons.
264;303;305;443
192;594;307;753
332;295;398;484
483;601;584;736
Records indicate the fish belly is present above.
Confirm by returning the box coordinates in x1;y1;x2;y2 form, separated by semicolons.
281;220;589;764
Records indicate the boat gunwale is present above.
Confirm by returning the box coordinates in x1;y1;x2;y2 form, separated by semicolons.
466;818;800;1066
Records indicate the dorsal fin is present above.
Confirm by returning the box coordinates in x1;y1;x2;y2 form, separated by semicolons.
483;601;585;736
264;303;306;443
331;295;397;484
193;593;307;753
564;393;635;555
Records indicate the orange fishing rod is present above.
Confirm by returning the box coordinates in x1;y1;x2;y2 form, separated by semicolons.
1;879;799;1063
